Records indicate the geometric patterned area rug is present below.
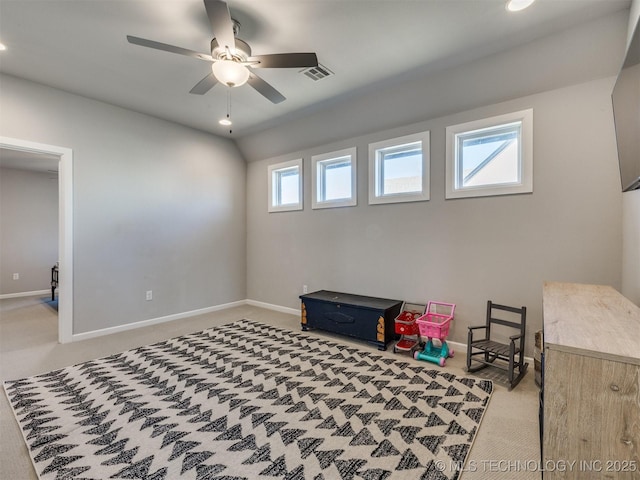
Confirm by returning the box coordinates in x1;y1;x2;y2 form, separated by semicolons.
4;319;492;480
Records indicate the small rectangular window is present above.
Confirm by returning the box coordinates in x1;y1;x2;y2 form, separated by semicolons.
319;157;352;201
312;147;357;209
268;159;303;212
379;143;422;195
456;124;520;188
446;109;533;199
368;131;430;205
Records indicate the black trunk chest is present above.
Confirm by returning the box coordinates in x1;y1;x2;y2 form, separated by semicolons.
299;290;403;350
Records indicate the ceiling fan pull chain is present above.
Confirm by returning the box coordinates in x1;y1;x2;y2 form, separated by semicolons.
227;88;232;134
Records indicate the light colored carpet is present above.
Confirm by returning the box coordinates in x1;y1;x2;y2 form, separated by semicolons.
1;296;541;479
5;319;494;479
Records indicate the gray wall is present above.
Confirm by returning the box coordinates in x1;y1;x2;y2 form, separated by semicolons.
0;74;246;334
244;7;631;354
0;167;58;295
246;77;623;354
622;0;640;305
622;190;640;304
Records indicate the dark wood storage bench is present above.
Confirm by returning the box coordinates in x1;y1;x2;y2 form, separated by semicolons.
299;290;403;350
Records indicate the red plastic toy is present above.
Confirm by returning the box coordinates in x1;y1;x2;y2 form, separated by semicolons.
393;303;426;355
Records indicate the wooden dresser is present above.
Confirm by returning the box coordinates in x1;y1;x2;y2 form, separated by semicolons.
542;282;640;480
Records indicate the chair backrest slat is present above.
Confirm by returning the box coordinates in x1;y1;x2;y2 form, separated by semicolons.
491;303;525;315
489;317;523;330
486;301;526;333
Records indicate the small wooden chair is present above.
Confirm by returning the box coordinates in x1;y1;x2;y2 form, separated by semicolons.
51;264;59;301
466;301;528;390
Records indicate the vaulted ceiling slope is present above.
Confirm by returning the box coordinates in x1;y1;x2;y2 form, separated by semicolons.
236;9;630;162
0;0;631;148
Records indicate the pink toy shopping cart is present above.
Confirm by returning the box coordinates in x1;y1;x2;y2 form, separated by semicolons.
414;301;456;367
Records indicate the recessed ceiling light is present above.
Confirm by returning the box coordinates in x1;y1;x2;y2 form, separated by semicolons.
506;0;536;12
219;117;232;126
0;43;7;51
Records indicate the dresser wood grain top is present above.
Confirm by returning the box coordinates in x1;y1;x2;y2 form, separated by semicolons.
543;282;640;365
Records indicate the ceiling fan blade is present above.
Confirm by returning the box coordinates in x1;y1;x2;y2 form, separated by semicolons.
127;35;213;62
247;70;286;104
189;73;218;95
203;0;236;51
247;53;318;69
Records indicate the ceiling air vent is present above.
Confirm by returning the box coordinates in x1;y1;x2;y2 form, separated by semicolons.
301;64;334;81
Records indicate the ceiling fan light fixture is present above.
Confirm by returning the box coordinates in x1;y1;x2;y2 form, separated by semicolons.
506;0;536;12
212;59;249;87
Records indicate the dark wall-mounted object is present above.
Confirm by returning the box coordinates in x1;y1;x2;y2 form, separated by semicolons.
612;17;640;192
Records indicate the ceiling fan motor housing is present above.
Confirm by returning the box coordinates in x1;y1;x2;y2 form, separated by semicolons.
126;2;315;103
211;38;251;61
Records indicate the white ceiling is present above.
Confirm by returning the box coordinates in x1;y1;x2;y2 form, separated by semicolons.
0;148;60;173
0;0;631;139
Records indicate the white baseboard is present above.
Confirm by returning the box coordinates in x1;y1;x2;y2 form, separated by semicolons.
245;299;299;316
71;300;247;342
70;298;297;343
68;297;534;364
0;289;50;300
446;339;467;355
425;339;534;364
244;303;536;363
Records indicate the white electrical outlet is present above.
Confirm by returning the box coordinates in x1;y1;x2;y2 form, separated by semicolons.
12;273;19;280
146;290;153;301
303;285;308;294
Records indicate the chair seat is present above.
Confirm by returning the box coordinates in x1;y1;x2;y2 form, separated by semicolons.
466;301;527;390
471;339;520;357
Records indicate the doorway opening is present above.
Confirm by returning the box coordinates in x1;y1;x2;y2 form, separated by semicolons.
0;136;73;343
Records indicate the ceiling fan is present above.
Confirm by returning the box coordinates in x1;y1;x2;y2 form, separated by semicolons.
127;0;318;104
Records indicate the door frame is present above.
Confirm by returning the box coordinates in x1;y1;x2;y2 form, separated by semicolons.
1;136;73;343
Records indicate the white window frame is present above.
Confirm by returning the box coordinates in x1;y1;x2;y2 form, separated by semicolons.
268;158;303;212
312;147;357;209
368;131;430;205
445;109;533;199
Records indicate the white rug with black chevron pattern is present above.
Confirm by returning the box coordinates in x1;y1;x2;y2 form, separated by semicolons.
4;319;492;480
